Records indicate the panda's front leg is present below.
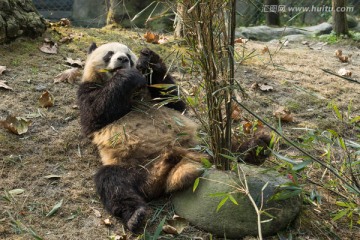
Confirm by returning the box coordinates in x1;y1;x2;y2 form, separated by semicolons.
136;48;186;112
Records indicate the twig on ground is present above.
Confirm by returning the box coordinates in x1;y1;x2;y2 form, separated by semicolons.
321;68;360;84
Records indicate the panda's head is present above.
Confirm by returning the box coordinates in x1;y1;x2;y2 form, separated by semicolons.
82;42;138;83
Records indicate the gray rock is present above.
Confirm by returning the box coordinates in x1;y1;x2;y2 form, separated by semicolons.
353;25;360;33
172;166;302;239
301;22;333;35
236;25;304;41
236;22;333;41
281;34;307;42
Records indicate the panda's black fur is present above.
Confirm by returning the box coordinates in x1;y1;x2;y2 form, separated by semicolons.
78;42;271;233
78;43;205;233
78;69;146;136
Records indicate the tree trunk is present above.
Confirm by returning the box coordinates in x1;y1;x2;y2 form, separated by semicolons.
0;0;46;43
174;2;186;38
264;0;280;26
332;0;349;35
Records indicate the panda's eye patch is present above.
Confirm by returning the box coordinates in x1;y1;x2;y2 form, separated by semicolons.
103;51;114;63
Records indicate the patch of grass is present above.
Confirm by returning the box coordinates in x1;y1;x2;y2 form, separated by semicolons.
11;58;21;67
318;32;339;44
285;100;301;112
30;67;39;75
350;31;360;42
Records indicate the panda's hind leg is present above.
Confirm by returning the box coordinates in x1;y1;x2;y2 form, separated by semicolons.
94;165;149;233
165;151;206;193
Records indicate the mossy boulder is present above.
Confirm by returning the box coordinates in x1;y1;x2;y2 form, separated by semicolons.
172;166;302;239
0;0;46;43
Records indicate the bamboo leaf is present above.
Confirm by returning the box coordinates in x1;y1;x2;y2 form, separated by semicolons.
292;160;312;171
261;182;269;192
208;192;228;197
193;178;200;192
201;158;212;168
153;216;166;240
332;209;348;221
228;194;238;205
131;1;156;22
350;116;360;123
271;150;298;164
219;154;237;161
148;83;175;90
46;199;63;217
9;189;25;195
330;102;343;120
338;137;346;150
216;196;229;212
335;201;348;207
270;189;302;201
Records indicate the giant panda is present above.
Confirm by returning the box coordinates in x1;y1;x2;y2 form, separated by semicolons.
77;42;207;233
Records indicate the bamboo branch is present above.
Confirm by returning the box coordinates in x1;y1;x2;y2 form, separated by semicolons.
232;97;360;195
321;68;360;84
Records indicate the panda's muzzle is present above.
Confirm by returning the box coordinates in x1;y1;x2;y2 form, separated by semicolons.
109;56;130;72
117;56;129;63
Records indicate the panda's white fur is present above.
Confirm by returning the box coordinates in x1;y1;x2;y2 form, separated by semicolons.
82;42;138;83
78;42;206;232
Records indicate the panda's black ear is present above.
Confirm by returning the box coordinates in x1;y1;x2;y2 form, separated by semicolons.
88;42;97;54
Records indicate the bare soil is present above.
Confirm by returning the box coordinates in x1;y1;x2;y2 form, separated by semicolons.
0;26;359;240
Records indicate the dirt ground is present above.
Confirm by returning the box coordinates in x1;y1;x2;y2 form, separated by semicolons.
0;26;359;240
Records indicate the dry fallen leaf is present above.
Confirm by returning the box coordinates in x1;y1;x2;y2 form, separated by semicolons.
144;31;159;44
242;120;253;134
274;107;294;122
38;90;55;108
112;235;127;240
162;215;188;235
0;80;13;90
39;39;58;54
235;38;249;44
158;36;169;44
65;58;84;68
0;115;31;135
335;49;351;63
335;49;342;57
258;83;273;91
104;218;112;226
231;105;242;121
338;68;352;77
338;55;349;63
93;209;101;218
0;65;6;75
162;225;178;235
261;46;269;54
43;174;62;179
54;68;81;84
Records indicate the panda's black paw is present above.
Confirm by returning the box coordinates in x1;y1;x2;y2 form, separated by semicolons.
113;69;147;88
126;206;148;234
136;48;162;72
